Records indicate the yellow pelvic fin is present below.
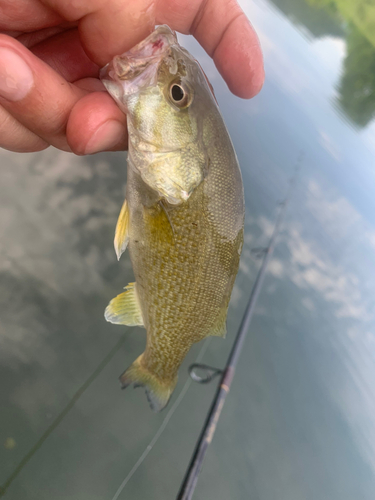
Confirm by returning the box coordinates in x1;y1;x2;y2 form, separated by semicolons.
114;198;129;260
104;282;143;326
210;307;228;338
120;354;177;412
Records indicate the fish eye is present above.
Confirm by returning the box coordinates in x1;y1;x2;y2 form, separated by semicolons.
168;82;192;108
171;84;184;101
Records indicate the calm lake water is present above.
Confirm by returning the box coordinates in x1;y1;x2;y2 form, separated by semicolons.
2;0;375;499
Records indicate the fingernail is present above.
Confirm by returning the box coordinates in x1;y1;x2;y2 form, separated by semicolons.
84;120;126;154
0;47;34;101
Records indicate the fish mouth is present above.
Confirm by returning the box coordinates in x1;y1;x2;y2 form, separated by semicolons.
100;25;178;107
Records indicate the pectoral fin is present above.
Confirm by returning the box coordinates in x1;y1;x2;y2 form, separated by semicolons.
114;198;129;260
105;282;144;326
139;147;206;205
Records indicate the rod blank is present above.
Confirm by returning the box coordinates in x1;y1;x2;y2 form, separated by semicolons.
176;158;302;500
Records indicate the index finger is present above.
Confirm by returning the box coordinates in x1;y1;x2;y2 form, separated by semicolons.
159;0;264;98
41;0;264;98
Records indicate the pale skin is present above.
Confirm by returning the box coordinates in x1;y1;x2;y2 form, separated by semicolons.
0;0;264;155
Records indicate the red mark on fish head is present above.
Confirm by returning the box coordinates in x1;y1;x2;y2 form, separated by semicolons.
152;38;164;54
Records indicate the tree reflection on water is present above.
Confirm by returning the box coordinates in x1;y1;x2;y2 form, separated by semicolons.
270;0;375;128
336;23;375;128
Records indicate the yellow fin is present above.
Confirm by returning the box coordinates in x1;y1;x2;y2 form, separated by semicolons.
210;308;227;338
114;198;129;260
104;282;143;326
120;354;177;412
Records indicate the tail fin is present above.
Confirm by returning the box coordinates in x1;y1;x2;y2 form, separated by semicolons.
119;354;177;412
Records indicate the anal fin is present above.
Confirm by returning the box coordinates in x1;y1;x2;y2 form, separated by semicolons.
105;282;144;326
114;198;129;260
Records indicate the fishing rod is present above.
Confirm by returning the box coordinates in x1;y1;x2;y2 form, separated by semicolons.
176;154;303;500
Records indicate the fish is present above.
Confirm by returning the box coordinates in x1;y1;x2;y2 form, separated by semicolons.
100;25;244;412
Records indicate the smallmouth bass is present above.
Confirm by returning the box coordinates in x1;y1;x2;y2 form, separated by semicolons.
101;25;244;411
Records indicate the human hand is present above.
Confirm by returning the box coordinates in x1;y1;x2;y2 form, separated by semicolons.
0;0;264;154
